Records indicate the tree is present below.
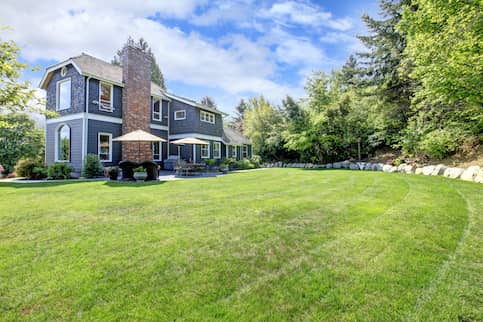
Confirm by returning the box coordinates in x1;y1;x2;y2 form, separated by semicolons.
231;99;248;133
357;0;414;144
200;96;217;109
0;113;44;174
0;30;45;121
112;37;166;90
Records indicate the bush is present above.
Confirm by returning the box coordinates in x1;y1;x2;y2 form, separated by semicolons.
418;128;464;159
48;163;73;179
82;154;104;178
249;155;262;168
205;159;216;167
108;166;119;180
14;159;47;179
133;166;145;172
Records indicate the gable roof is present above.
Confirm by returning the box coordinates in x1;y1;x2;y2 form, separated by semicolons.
222;126;251;145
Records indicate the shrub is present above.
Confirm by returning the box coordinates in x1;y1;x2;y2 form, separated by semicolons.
48;163;73;179
14;159;47;179
205;159;216;167
133;166;145;173
82;154;104;178
418;128;464;159
108;166;119;180
249;155;262;168
0;164;4;178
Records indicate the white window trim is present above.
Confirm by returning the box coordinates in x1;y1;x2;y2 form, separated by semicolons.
56;78;71;111
152;141;162;161
200;110;215;124
174;110;186;120
54;123;70;162
201;142;210;159
152;99;162;121
231;145;237;158
242;145;248;158
99;82;114;112
213;142;221;159
98;132;112;162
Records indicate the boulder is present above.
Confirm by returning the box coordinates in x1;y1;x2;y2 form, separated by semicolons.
422;166;435;176
357;162;366;170
364;163;373;170
382;164;393;172
460;166;480;181
431;164;447;176
404;164;416;174
443;167;464;179
474;168;483;183
415;167;423;175
333;162;342;169
326;163;333;169
349;163;359;170
372;163;384;171
389;166;398;173
341;161;350;168
397;164;406;173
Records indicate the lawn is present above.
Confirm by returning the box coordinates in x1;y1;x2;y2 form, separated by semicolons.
0;169;481;321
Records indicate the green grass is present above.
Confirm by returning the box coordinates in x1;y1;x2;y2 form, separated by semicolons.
0;169;481;321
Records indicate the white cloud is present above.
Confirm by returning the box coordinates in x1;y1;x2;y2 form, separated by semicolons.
262;1;352;31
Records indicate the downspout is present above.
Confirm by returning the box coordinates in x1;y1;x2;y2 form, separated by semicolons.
167;99;170;159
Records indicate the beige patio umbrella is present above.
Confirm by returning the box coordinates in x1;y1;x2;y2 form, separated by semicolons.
113;130;167;161
171;137;209;162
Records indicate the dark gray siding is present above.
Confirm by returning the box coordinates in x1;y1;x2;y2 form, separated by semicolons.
45;118;84;173
45;64;85;116
88;79;123;118
87;120;122;167
150;97;168;126
169;98;223;137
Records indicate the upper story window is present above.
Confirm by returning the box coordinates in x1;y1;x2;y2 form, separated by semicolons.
56;124;70;162
60;66;67;77
152;99;162;121
213;142;221;159
152;142;162;161
242;145;248;158
56;78;71;111
174;110;186;120
98;132;112;162
201;142;210;159
200;110;215;124
99;82;113;112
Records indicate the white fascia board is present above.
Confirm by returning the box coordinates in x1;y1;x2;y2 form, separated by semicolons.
150;123;169;131
46;113;122;125
39;60;82;89
168;133;223;141
88;114;122;124
46;113;85;124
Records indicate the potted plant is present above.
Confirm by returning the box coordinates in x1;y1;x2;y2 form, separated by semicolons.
108;166;119;180
133;166;147;181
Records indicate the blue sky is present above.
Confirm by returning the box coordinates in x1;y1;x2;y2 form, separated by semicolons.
2;0;379;116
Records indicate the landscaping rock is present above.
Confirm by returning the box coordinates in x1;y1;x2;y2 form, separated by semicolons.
460;166;480;181
404;164;416;174
364;163;373;170
397;164;406;173
389;166;398;173
431;164;447;176
443;167;464;179
341;161;350;168
422;166;435;176
333;162;342;169
349;163;359;170
326;163;333;169
372;163;384;171
357;162;366;170
415;167;423;175
474;168;483;183
382;164;392;172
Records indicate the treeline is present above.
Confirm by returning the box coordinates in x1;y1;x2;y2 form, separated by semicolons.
233;0;482;163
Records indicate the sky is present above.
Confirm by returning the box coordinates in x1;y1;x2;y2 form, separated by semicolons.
1;0;379;116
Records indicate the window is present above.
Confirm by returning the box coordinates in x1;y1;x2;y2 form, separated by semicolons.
213;142;221;159
56;124;70;162
152;99;162;121
174;110;186;120
152;142;162;161
231;146;237;158
201;143;210;159
99;82;113;112
98;133;112;162
60;66;67;77
242;145;248;158
200;110;215;124
56;78;71;110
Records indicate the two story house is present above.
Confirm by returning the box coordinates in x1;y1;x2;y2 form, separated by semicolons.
39;45;252;175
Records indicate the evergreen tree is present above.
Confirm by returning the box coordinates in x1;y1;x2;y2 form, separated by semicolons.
200;96;217;109
111;37;166;90
231;99;248;133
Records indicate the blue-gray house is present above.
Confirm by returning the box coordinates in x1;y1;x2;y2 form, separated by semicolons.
39;45;252;175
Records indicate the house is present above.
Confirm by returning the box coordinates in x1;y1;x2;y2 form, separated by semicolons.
39;45;252;175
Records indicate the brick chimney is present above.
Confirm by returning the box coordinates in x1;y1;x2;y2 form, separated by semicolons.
121;45;152;162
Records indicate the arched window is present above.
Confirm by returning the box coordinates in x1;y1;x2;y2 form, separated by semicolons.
56;124;70;162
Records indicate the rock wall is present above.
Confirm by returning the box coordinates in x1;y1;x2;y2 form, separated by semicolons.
263;161;482;184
